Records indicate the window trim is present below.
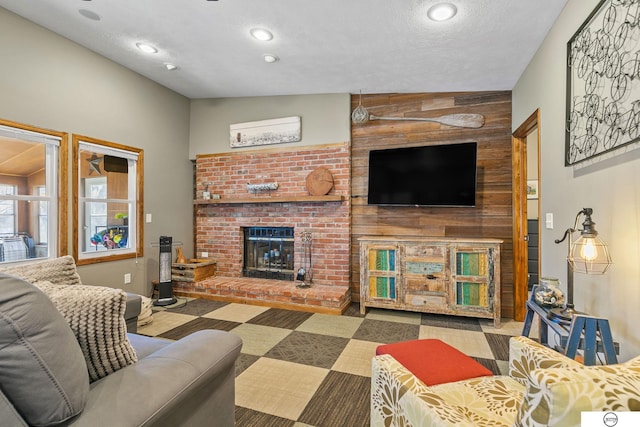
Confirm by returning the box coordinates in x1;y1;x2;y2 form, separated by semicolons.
36;186;48;244
72;134;144;265
0;184;17;235
0;118;67;259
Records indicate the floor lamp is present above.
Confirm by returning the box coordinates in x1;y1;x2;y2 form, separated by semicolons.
549;208;613;323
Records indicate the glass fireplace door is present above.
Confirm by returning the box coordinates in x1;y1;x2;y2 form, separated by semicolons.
243;227;294;280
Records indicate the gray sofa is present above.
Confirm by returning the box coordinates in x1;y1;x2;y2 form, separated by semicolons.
0;258;242;427
124;292;142;333
68;331;243;426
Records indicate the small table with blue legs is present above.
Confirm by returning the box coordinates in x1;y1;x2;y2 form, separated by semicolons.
522;286;618;366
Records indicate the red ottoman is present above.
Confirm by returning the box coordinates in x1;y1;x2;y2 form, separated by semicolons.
376;339;493;386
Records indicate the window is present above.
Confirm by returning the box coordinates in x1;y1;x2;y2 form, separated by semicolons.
0;119;67;263
72;135;143;264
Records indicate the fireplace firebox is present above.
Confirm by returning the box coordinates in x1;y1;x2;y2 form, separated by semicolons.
243;227;294;280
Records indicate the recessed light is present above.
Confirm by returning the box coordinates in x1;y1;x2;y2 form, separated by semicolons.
250;28;273;41
78;9;100;21
263;54;279;63
136;42;158;54
427;3;457;21
164;63;178;71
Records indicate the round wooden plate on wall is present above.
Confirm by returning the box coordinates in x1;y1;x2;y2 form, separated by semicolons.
305;166;334;196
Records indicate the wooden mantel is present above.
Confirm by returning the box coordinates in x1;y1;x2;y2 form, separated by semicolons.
193;195;345;205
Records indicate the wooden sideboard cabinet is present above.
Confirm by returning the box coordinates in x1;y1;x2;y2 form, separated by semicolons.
359;236;502;327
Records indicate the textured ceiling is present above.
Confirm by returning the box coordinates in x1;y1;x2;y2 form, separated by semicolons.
0;0;568;99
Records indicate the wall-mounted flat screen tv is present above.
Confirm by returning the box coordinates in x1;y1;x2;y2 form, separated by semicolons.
367;142;478;207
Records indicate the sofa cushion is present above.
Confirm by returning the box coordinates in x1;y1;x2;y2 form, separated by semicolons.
0;274;89;426
376;339;492;386
36;281;138;382
515;358;640;427
508;335;583;387
0;255;82;287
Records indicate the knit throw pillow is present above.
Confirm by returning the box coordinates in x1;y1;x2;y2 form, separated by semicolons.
36;281;138;382
0;255;82;287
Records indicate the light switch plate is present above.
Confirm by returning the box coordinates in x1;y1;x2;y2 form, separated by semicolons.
545;213;553;229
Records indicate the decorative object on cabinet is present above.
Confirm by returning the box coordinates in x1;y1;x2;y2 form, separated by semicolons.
551;208;613;322
359;236;501;327
230;116;301;148
566;0;640;165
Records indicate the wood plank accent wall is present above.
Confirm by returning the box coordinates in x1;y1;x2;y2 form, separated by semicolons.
350;92;515;318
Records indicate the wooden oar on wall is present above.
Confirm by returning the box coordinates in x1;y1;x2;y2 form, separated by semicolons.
351;104;485;129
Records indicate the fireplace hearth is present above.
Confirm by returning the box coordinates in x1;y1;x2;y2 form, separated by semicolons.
243;227;294;281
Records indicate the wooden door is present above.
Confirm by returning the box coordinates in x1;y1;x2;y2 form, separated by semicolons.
512;110;540;321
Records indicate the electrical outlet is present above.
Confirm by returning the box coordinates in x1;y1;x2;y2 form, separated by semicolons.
201;251;209;258
124;273;131;284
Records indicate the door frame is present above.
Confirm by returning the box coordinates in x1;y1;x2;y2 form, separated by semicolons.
512;109;540;321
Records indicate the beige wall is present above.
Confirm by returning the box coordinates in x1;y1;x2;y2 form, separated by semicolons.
189;94;351;157
0;8;193;297
513;0;640;360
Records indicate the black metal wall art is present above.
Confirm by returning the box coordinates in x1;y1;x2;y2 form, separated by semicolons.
566;0;640;165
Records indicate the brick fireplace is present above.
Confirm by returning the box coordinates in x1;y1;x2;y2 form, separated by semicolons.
179;142;352;313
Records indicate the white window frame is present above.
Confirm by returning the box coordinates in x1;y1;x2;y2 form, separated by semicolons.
0;184;17;235
36;186;48;244
83;176;108;252
72;135;143;265
0;120;66;264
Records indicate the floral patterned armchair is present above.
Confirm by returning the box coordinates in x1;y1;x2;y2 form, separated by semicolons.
371;336;640;427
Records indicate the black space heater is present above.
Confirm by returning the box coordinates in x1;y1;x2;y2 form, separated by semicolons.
154;235;177;306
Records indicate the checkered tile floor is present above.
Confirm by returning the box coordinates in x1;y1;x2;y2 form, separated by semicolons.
138;298;529;427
